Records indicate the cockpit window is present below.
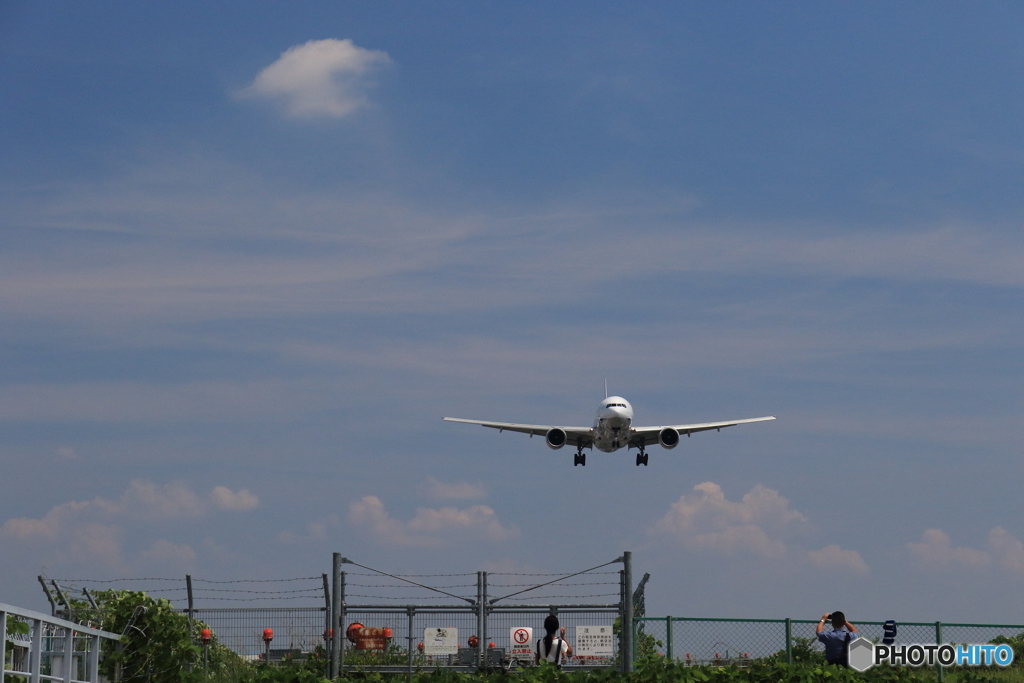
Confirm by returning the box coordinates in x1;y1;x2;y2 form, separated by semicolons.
605;403;627;408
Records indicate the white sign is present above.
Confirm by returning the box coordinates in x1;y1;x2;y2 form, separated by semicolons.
509;627;534;664
575;625;614;657
423;627;459;655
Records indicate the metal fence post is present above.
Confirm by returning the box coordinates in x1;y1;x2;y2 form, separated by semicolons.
330;553;342;679
623;551;633;673
37;578;57;617
62;623;74;683
407;608;414;683
88;635;100;683
482;571;489;666
322;573;331;658
476;571;484;668
936;622;943;683
186;574;194;673
30;617;42;683
51;582;71;623
339;568;346;673
666;617;673;661
784;618;792;664
186;575;194;632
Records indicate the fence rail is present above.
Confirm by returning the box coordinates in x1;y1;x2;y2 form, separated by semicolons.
633;616;1024;668
1;602;121;683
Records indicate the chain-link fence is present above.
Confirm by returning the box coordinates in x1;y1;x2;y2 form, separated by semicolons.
634;617;1024;667
189;607;329;660
328;553;636;676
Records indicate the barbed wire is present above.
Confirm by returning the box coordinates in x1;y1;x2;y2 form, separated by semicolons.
185;596;325;602
346;594;473;601
193;588;323;594
347;583;477;589
53;576;321;584
503;593;620;601
487;581;618;588
346;572;477;578
52;577;182;583
193;577;322;583
487;571;620;576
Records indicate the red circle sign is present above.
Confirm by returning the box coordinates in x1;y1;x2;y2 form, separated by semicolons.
513;629;530;644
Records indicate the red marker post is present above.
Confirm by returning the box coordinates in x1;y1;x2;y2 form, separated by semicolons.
200;628;212;674
263;628;273;663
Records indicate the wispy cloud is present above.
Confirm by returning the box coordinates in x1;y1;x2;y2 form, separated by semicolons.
651;482;806;558
348;495;518;547
807;544;870;575
907;527;1024;572
650;482;868;574
1;480;258;541
238;39;391;118
211;486;260;512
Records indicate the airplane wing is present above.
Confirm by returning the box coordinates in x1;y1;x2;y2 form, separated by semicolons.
442;418;594;447
632;416;775;446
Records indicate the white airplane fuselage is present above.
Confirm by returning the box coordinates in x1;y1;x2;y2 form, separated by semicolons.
593;396;634;452
443;395;774;467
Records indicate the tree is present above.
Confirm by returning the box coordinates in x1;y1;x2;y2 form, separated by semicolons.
90;590;202;683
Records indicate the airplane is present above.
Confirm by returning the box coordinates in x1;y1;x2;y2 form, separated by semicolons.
444;396;774;466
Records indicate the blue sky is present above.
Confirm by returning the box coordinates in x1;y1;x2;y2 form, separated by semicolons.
1;1;1023;624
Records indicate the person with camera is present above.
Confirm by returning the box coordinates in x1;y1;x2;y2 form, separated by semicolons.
816;611;858;667
535;615;572;667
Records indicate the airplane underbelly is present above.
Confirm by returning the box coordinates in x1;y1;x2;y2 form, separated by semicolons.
594;417;632;452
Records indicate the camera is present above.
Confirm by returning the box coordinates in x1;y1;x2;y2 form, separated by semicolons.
824;613;832;620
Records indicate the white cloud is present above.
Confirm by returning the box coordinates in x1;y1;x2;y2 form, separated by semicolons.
141;539;197;566
987;527;1024;571
651;482;806;558
239;39;391;118
907;529;992;568
650;482;870;574
807;544;870;575
68;523;123;568
348;495;518;547
421;477;487;501
1;500;96;540
908;527;1024;573
1;480;257;549
121;480;205;519
211;486;259;511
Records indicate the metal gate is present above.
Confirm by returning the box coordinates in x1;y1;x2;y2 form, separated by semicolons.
327;551;639;677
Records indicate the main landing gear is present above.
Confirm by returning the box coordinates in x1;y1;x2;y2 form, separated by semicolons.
574;448;586;466
635;449;649;466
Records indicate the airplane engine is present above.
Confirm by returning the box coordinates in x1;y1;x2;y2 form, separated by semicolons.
545;428;567;449
658;427;680;449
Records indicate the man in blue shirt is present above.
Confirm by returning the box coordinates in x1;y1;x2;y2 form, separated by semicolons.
816;611;858;667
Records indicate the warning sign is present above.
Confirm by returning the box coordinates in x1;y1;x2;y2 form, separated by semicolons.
575;625;614;657
509;627;534;664
423;627;458;656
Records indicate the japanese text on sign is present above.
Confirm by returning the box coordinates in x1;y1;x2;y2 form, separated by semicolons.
509;627;534;664
575;625;614;657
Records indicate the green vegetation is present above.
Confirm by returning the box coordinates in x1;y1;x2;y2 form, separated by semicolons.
25;592;1024;683
4;613;30;655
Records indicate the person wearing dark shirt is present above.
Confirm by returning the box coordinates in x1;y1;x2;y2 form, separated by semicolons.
816;611;858;667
